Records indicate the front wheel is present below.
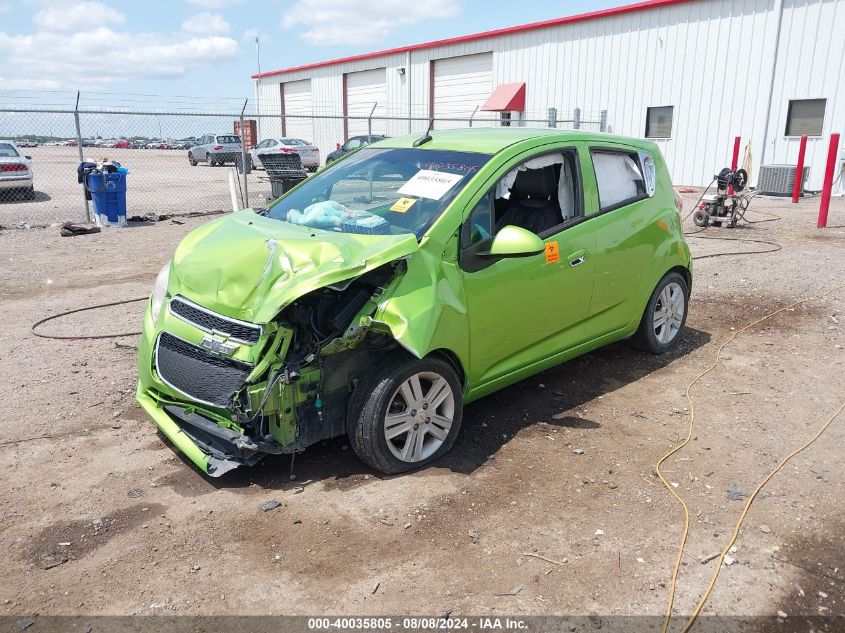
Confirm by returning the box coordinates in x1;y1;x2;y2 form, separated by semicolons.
348;356;463;474
630;272;689;354
692;209;709;227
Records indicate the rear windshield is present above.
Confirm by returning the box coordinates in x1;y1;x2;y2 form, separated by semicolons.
0;143;20;157
216;135;240;144
282;138;306;146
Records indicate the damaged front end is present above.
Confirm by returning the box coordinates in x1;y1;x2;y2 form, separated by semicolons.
136;212;416;476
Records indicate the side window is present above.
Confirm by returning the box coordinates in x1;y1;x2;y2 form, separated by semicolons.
590;150;646;212
459;150;583;272
345;139;361;150
460;194;493;249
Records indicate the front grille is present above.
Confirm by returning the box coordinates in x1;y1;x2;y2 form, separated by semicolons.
155;332;251;407
169;297;261;344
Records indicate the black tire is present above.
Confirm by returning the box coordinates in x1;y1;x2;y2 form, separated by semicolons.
692;209;709;227
630;271;690;354
347;355;463;474
188;153;197;166
206;153;214;166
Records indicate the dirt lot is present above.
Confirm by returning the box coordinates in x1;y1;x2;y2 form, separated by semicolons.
0;146;278;228
0;193;843;628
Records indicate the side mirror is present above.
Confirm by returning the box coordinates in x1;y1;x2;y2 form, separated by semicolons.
480;225;545;259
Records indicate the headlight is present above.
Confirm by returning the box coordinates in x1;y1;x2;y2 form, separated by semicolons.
150;263;171;323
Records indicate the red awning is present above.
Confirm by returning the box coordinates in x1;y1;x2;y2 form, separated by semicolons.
480;83;526;112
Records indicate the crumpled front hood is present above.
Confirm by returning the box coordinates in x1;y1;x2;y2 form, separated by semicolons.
168;210;419;323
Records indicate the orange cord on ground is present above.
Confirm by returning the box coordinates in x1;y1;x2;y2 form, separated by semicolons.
658;284;845;633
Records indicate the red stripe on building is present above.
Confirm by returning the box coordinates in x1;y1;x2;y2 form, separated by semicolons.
252;0;694;79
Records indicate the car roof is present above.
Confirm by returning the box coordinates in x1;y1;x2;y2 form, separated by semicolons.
372;128;657;154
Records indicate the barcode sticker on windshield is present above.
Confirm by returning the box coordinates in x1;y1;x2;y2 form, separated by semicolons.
397;170;463;200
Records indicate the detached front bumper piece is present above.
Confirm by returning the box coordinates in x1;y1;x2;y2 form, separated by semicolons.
137;389;272;476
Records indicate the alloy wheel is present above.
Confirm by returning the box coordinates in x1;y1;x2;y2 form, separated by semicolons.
384;371;455;463
653;282;685;344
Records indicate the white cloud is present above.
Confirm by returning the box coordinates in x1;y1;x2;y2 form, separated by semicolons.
282;0;461;45
0;28;239;88
181;12;231;34
186;0;241;8
0;76;61;90
33;1;124;32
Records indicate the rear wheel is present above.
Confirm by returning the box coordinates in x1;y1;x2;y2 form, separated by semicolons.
348;356;463;474
206;152;214;166
630;272;689;354
692;209;709;227
188;152;197;166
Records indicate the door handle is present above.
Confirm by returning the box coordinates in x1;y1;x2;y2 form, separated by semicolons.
568;249;587;267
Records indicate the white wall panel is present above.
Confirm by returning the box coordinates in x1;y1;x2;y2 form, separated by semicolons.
433;53;493;128
346;68;387;136
255;0;845;185
282;79;313;142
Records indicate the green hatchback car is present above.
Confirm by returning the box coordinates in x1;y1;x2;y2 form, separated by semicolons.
137;128;691;476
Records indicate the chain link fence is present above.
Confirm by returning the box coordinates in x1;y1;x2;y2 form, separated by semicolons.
0;98;607;228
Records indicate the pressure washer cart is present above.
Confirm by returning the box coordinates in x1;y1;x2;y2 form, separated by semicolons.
693;167;750;228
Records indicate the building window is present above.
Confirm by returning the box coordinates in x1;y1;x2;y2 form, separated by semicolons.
500;112;512;127
645;106;673;139
785;99;826;137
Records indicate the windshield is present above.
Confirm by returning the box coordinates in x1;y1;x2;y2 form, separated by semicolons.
266;147;490;238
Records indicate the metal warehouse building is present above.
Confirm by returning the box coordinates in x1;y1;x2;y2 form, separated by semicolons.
252;0;845;188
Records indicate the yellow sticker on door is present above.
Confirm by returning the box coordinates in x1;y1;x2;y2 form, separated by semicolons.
390;197;417;213
545;241;560;264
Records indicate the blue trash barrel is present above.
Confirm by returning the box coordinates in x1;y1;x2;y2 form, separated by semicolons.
86;170;127;226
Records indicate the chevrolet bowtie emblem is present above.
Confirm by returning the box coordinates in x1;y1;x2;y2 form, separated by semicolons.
200;336;239;356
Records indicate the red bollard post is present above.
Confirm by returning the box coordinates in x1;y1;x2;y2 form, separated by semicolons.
792;135;808;203
728;136;741;195
818;133;840;229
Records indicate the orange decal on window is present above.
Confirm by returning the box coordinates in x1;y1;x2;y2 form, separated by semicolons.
545;241;560;264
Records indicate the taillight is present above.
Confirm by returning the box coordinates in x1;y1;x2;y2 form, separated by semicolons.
281;148;294;154
213;146;223;151
0;164;28;172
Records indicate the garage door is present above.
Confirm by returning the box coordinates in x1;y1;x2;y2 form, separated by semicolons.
433;52;493;129
283;79;313;141
346;68;387;137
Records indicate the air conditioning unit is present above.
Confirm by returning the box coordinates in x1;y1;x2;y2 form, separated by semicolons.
758;164;810;197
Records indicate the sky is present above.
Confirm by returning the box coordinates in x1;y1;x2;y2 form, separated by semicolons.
0;0;622;108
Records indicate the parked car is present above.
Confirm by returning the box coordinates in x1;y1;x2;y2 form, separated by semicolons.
250;137;320;171
0;141;34;200
146;140;170;149
137;128;691;477
188;134;243;166
17;139;38;148
113;139;131;149
325;134;387;164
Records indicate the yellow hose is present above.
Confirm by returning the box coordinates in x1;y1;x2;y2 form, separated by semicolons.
659;284;845;633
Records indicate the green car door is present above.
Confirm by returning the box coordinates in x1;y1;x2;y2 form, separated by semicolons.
458;146;596;392
582;145;675;338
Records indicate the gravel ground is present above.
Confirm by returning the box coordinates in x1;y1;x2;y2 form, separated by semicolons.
0;192;842;628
